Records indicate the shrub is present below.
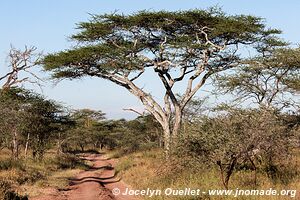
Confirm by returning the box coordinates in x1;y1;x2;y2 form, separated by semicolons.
0;159;25;171
16;169;44;184
177;108;298;189
54;154;87;169
263;162;300;185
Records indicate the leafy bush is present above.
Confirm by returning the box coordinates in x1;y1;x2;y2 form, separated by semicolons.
53;154;87;169
16;169;44;184
177;108;299;189
0;159;25;171
263;162;300;185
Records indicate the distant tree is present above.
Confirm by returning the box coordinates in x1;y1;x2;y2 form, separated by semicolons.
72;109;105;128
0;88;67;160
0;88;28;159
43;8;281;157
215;45;300;109
0;45;51;160
138;114;163;147
60;109;106;152
23;95;67;159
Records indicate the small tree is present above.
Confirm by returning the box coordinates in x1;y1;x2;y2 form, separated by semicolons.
43;9;280;157
0;88;28;159
72;109;105;128
179;107;296;189
0;88;67;160
24;96;66;159
215;46;300;109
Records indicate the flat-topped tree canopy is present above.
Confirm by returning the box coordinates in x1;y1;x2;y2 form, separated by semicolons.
42;8;283;156
43;9;279;78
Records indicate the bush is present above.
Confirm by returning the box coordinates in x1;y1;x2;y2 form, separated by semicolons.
54;154;87;169
0;159;25;171
263;162;300;185
176;108;298;189
16;169;44;184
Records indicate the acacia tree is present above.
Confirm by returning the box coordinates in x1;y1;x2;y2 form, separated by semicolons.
70;109;106;151
0;88;66;159
72;109;105;128
0;88;27;159
23;96;67;160
215;45;300;109
0;46;43;159
43;9;280;156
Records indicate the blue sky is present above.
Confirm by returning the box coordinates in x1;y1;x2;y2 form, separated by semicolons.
1;0;300;119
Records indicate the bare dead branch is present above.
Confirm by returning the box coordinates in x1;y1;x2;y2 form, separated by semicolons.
1;45;43;90
123;108;145;116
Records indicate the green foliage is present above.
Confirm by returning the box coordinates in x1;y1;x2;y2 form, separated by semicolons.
42;8;277;79
214;47;300;108
41;8;285;158
0;159;25;171
25;98;67;159
0;87;70;159
105;115;162;153
53;153;88;169
177;107;299;188
61;110;162;154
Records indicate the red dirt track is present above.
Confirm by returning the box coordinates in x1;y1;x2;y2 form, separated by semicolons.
31;153;138;200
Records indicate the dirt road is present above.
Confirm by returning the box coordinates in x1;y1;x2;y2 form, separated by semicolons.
31;153;138;200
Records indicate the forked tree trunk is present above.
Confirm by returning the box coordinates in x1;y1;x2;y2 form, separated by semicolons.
162;108;182;159
217;157;237;189
248;156;257;186
80;144;84;152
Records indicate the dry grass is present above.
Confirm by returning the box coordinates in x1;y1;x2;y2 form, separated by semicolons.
115;149;300;200
19;168;82;197
0;148;88;198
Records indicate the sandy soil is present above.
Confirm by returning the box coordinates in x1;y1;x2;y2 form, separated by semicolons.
31;153;138;200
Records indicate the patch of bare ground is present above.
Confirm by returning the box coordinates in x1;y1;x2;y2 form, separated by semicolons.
30;153;138;200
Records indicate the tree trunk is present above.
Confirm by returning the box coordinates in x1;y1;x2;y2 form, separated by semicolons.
56;133;65;154
155;128;163;148
162;125;171;159
171;107;182;147
24;132;30;158
57;140;63;154
224;157;237;189
248;156;257;186
161;109;182;159
80;144;84;152
12;128;19;160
